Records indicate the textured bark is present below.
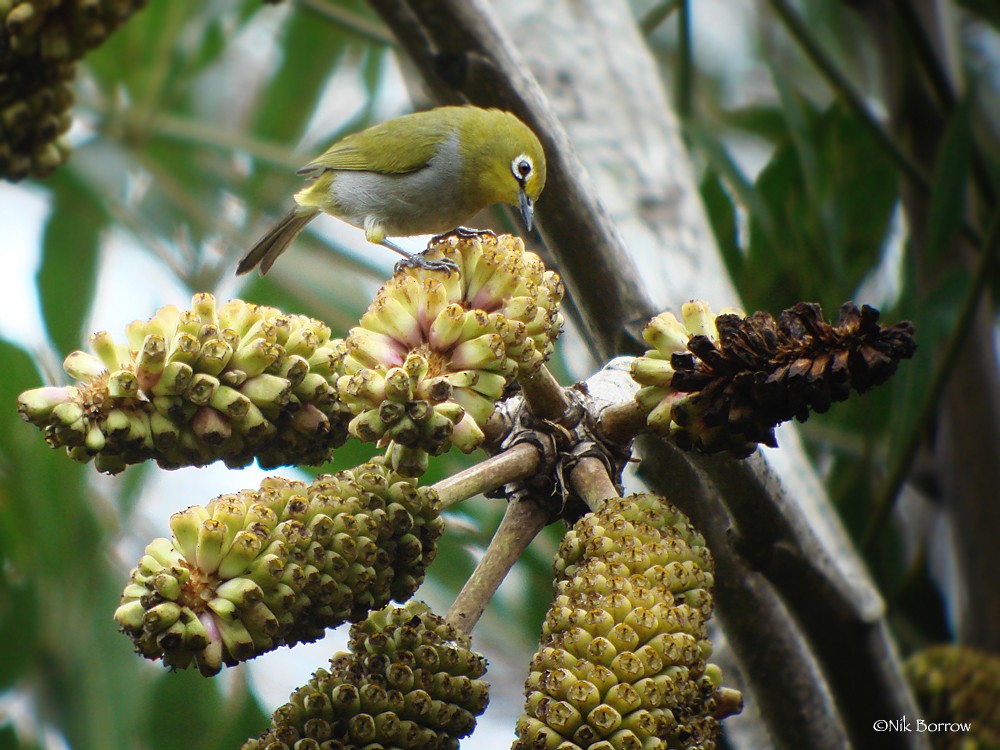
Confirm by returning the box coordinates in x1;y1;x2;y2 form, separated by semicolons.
491;0;739;314
637;440;850;749
368;0;657;360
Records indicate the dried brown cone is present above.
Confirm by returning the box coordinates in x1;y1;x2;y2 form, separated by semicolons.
514;493;740;750
905;644;1000;749
243;601;489;750
633;301;916;456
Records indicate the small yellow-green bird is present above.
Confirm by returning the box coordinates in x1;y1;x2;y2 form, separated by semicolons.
236;105;546;275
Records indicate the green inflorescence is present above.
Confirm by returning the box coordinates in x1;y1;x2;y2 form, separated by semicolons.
515;493;737;750
244;601;489;750
115;458;443;675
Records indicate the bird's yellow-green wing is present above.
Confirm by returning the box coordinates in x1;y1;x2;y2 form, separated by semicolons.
297;108;466;177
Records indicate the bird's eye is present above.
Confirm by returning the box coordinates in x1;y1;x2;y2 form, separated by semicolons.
511;155;533;182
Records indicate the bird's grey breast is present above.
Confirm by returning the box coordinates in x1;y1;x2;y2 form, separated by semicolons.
328;131;469;236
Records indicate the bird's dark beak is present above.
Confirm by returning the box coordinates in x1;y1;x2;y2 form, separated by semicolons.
518;188;534;233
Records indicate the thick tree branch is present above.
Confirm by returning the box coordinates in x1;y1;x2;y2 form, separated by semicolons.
367;0;656;360
692;450;927;749
568;455;620;512
367;1;926;745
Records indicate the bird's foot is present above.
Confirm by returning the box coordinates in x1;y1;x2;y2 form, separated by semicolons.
430;226;497;244
394;251;460;276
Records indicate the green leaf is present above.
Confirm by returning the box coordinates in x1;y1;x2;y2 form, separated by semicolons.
58;575;146;750
252;10;352;143
88;1;261;109
37;170;106;354
0;339;140;749
145;671;266;750
818;106;898;294
0;342;45;696
0;724;43;750
240;6;365;214
86;1;188;102
718;104;788;144
924;94;973;264
0;338;96;576
742;102;897;312
0;580;39;691
744;127;813;310
699;167;743;280
769;70;821;203
685;121;775;247
885;256;965;471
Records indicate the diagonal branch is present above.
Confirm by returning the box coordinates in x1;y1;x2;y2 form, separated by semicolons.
366;2;927;746
367;0;656;360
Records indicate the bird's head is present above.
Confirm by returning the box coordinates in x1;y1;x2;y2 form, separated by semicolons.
461;109;547;232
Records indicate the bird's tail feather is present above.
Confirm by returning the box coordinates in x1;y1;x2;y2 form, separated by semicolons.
236;208;317;276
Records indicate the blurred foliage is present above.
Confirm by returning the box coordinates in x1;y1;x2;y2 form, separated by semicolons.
1;0;999;748
644;0;1000;657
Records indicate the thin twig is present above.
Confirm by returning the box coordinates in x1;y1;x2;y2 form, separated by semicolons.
300;0;396;45
432;442;541;509
863;208;1000;550
445;495;550;635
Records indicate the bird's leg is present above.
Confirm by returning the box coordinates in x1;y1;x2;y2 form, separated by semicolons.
431;226;497;244
383;239;459;275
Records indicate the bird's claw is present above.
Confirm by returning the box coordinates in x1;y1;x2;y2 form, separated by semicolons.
430;226;497;244
394;253;460;276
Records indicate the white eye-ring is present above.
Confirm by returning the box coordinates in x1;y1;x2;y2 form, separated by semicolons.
511;154;533;182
